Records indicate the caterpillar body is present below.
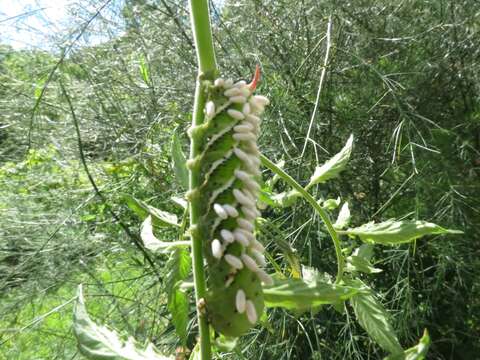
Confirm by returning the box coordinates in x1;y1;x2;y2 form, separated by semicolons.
189;70;272;337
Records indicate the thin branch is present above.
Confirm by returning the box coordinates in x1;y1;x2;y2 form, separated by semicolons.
301;16;333;158
59;80;161;281
28;0;112;150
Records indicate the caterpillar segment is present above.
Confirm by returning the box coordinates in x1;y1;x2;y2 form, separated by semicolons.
190;72;271;337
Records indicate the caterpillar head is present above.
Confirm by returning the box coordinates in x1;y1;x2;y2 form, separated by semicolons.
194;70;271;337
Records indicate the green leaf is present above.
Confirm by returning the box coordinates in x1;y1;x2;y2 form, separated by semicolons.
344;219;462;245
73;285;173;360
346;244;381;274
140;216;189;252
170;196;187;209
322;197;341;210
123;194;179;227
34;75;47;101
138;55;150;85
334;202;351;229
356;243;375;261
346;255;382;274
167;286;189;345
268;189;302;208
263;277;360;311
171;131;189;189
188;343;200;360
264;159;285;190
349;281;403;355
165;248;191;344
258;189;277;208
385;329;430;360
213;335;238;352
306;134;353;188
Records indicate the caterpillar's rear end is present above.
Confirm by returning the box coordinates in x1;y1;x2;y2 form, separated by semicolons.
188;70;272;337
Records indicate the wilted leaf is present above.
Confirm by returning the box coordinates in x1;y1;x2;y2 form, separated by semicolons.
171;131;189;189
349;281;403;355
123;194;179;227
263;277;360;310
334;202;351;229
306;135;353;188
344;219;462;245
73;285;173;360
140;216;189;252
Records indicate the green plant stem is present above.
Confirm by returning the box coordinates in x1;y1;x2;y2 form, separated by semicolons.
189;0;217;74
260;154;345;284
188;1;217;359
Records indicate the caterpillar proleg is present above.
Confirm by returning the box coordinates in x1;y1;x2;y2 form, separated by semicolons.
190;69;271;337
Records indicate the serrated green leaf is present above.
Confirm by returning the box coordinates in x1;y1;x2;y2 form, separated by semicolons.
140;216;189;252
306;135;353;188
123;194;178;227
349;281;403;355
344;219;462;245
171;131;189;189
73;285;173;360
263;277;360;310
334;202;351;229
166;248;191;286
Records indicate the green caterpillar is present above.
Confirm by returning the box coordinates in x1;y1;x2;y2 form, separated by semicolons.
188;69;272;337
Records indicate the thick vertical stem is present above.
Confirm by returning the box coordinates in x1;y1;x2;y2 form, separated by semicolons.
190;0;217;74
188;1;217;359
189;81;211;360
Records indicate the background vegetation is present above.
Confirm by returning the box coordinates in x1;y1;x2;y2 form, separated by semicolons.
1;0;479;359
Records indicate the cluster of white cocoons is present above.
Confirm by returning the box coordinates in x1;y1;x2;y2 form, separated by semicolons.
207;77;272;324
